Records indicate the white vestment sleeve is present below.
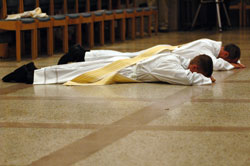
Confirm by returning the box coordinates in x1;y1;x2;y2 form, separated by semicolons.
149;68;212;85
213;58;234;71
134;54;212;85
172;39;236;71
173;38;222;59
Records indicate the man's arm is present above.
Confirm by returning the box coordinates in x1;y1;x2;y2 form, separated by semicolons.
230;63;246;69
137;54;213;86
214;58;234;71
211;76;216;83
149;68;212;85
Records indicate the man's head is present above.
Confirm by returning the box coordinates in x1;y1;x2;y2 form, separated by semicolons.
218;44;241;63
188;54;213;77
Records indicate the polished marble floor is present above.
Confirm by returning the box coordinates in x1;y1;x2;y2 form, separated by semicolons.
1;29;250;166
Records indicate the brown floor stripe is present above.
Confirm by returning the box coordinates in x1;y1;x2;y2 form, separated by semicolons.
138;125;250;132
2;122;250;133
0;122;103;130
0;165;26;166
0;95;162;102
223;80;250;83
192;98;250;103
0;84;31;95
0;165;27;166
29;86;203;166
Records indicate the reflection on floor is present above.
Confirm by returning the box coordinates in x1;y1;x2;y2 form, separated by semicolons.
1;29;250;166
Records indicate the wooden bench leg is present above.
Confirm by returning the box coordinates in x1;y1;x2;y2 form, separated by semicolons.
16;27;21;62
148;15;152;37
140;16;144;38
155;12;158;35
100;21;105;45
132;17;136;39
38;30;41;55
31;28;38;60
21;32;25;57
120;18;126;41
47;27;54;56
89;23;94;48
76;24;82;45
63;25;69;53
110;20;115;43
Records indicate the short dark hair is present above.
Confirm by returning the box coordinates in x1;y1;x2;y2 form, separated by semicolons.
190;54;213;77
224;43;241;60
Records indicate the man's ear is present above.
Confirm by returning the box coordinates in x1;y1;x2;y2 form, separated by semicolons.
225;51;230;58
189;64;199;72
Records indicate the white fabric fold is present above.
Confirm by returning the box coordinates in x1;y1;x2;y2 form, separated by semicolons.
6;7;48;20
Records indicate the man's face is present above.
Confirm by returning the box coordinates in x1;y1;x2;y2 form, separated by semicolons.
218;47;229;59
219;47;239;63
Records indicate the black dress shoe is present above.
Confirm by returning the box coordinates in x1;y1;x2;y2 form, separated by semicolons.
71;44;86;62
2;62;37;83
2;65;29;83
26;62;37;71
57;44;87;65
57;53;71;65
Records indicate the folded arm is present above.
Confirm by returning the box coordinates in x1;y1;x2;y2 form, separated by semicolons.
230;63;246;69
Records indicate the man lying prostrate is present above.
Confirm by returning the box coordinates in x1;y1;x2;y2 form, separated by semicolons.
61;39;244;71
172;38;245;70
2;49;214;86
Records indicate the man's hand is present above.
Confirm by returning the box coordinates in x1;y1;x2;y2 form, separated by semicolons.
211;76;216;83
231;63;246;69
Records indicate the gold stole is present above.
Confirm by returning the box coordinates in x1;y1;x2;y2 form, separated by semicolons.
64;45;178;86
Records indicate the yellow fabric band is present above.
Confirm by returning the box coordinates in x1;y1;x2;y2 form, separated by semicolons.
64;45;178;86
